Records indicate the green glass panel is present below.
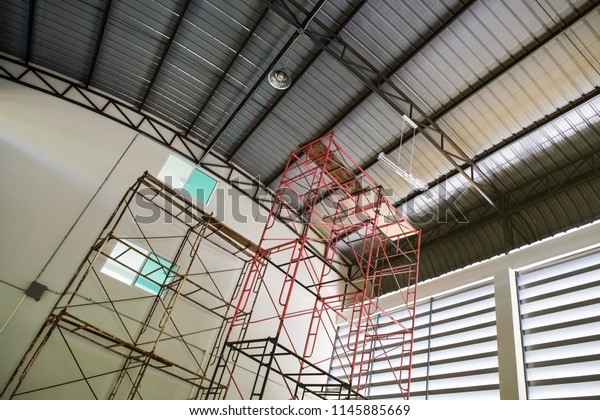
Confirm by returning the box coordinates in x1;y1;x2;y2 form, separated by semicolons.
184;169;218;204
135;254;176;295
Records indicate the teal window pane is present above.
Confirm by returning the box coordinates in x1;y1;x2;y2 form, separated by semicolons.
101;241;147;285
184;169;218;204
158;154;193;189
135;254;176;295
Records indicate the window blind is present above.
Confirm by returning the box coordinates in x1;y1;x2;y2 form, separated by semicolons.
517;248;600;400
330;280;499;399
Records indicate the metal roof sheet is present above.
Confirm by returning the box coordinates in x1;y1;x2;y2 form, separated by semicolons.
1;0;599;289
0;0;29;58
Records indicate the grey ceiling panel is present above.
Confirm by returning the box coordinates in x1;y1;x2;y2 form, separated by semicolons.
433;93;597;207
91;0;184;105
29;0;106;81
1;0;599;291
339;0;463;74
208;25;313;155
386;2;599;156
0;0;30;59
231;51;368;181
186;9;295;151
376;8;600;200
246;0;474;186
405;93;600;280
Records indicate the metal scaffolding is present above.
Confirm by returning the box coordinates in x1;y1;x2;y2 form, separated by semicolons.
205;133;421;400
1;172;260;399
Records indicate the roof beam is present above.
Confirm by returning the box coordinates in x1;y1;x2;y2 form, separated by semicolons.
420;146;600;268
85;0;113;87
0;54;355;288
258;0;477;181
413;88;600;256
138;0;192;110
226;0;373;160
184;7;270;137
197;0;330;164
361;1;599;176
396;86;600;209
265;0;499;208
418;151;600;279
25;0;36;63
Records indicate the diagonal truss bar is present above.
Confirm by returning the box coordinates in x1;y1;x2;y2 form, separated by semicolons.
197;0;330;163
260;0;477;184
0;55;355;286
57;327;99;400
138;0;192;110
85;0;113;87
185;7;269;137
396;87;600;209
265;0;498;208
11;364;144;398
412;90;600;278
226;0;372;160
0;55;204;160
420;145;600;259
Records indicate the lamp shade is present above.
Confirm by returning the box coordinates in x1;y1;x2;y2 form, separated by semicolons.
268;69;291;90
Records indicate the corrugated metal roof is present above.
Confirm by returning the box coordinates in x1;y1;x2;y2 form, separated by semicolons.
0;0;29;58
184;3;291;143
244;0;471;185
102;0;184;101
1;0;599;289
231;51;368;179
341;0;466;74
250;1;599;207
364;3;600;199
413;94;600;281
30;0;105;81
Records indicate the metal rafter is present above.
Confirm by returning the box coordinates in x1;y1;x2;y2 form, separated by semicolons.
138;0;192;110
226;0;373;160
258;0;478;179
413;89;600;272
396;86;600;210
362;0;600;176
265;0;499;208
25;0;36;63
197;0;329;164
420;146;600;276
185;7;270;137
0;54;354;288
0;55;203;161
265;0;598;219
85;0;113;87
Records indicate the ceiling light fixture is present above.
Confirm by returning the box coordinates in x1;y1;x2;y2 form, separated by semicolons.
268;68;291;90
377;152;427;191
268;31;301;91
377;114;428;191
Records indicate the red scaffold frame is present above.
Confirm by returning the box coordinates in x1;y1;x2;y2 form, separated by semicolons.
205;132;421;400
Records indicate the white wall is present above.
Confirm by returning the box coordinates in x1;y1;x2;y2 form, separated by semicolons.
0;79;175;398
0;80;338;400
378;219;600;399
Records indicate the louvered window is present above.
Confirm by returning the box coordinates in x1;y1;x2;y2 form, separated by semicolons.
330;280;500;399
517;249;600;399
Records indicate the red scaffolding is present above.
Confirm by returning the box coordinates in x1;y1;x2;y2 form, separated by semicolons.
205;133;421;400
